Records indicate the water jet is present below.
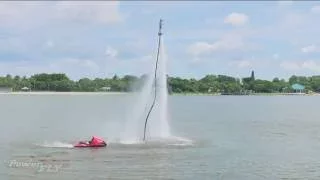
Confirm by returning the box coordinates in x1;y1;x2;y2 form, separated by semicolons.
143;19;164;141
121;19;170;143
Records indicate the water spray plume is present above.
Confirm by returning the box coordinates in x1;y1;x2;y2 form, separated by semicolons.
143;19;163;141
121;19;169;143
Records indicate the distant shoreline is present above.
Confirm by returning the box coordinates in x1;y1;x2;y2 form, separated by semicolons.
0;92;129;95
0;91;319;96
171;92;320;96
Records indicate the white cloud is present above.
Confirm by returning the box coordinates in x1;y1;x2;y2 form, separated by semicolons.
49;58;100;73
280;60;320;72
228;60;252;68
302;60;320;72
224;13;249;26
301;45;320;53
238;60;252;68
0;53;156;80
0;1;122;28
273;53;279;59
281;12;305;29
82;60;100;71
45;40;54;48
280;61;300;70
100;54;155;77
187;42;214;56
187;35;255;56
105;46;118;58
277;1;293;6
53;1;122;24
138;55;153;63
0;58;101;79
311;6;320;14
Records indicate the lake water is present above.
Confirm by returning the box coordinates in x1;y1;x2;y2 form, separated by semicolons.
1;94;320;180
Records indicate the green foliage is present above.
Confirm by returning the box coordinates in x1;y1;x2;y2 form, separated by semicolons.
0;73;144;92
1;73;320;94
309;76;320;92
253;79;274;93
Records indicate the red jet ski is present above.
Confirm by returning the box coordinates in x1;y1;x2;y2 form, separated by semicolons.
74;136;107;148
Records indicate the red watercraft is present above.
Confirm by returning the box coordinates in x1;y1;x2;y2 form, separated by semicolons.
74;136;107;148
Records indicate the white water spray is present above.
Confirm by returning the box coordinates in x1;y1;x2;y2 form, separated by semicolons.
146;36;170;138
121;20;170;142
37;141;73;148
121;75;154;142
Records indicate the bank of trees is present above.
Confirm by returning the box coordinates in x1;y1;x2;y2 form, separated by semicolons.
1;73;320;93
0;73;142;92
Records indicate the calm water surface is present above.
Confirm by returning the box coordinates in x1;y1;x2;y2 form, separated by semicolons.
1;94;320;180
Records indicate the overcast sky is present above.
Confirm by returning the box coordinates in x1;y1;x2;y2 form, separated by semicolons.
0;1;320;80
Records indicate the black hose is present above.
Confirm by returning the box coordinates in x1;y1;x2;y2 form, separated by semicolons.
143;22;162;141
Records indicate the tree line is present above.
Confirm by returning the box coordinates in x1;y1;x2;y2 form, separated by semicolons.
0;72;319;94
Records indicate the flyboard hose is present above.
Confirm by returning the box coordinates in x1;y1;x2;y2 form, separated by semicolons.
143;19;163;141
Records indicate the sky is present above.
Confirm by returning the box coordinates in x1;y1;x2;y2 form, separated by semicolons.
0;1;320;80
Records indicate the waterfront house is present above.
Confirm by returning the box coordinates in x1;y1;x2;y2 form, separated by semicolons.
291;83;305;93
